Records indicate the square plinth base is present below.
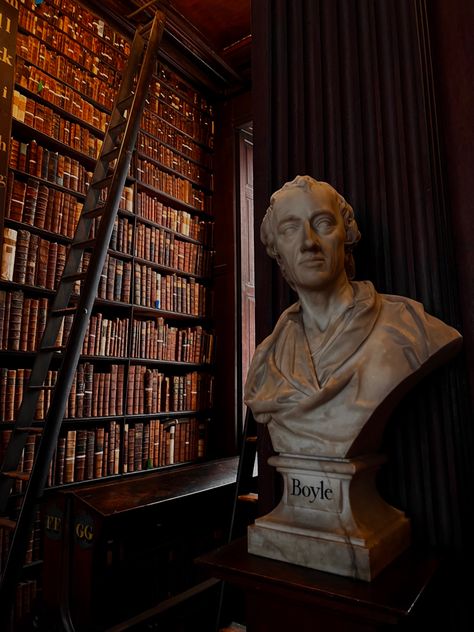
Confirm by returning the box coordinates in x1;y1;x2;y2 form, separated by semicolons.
248;518;411;581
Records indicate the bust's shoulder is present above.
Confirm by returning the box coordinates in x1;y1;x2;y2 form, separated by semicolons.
375;289;461;354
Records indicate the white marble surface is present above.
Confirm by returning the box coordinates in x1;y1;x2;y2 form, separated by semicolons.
248;454;411;581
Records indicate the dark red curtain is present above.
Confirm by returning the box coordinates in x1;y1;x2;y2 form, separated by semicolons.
251;0;473;618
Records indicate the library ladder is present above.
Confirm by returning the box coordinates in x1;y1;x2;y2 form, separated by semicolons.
0;10;166;621
215;407;258;631
229;407;259;541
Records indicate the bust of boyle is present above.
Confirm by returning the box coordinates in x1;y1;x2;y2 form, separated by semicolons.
244;175;462;458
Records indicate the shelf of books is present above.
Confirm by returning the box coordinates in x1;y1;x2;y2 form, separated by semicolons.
0;0;217;625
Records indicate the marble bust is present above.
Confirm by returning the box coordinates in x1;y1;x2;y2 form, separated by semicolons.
244;175;462;580
245;175;461;458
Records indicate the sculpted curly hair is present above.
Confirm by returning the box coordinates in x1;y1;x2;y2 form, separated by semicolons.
260;175;361;280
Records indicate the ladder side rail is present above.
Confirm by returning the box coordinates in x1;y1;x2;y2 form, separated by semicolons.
227;407;256;544
0;26;148;495
0;11;166;617
27;15;166;494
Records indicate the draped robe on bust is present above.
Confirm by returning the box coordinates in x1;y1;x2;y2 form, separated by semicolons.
244;281;461;457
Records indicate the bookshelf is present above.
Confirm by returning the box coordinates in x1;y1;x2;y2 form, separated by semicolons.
0;0;222;626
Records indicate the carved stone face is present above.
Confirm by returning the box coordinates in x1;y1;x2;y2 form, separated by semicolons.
272;185;347;292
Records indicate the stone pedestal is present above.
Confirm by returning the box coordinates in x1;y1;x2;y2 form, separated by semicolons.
248;453;410;581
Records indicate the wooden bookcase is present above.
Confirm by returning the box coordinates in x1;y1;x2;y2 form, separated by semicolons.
0;0;237;627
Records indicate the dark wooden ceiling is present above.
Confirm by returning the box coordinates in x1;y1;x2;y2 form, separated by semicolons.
91;0;251;90
172;0;251;57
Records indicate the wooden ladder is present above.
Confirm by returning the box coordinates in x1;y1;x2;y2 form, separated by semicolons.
0;10;166;624
215;407;258;631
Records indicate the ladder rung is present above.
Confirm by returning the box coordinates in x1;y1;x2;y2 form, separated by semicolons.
0;517;16;529
82;205;106;219
62;271;87;282
109;120;127;136
139;22;152;37
92;175;113;190
238;493;258;504
51;306;78;316
72;238;96;250
101;147;120;163
127;1;158;19
40;345;65;353
116;95;134;113
15;426;43;434
3;471;30;482
28;384;55;391
246;436;257;443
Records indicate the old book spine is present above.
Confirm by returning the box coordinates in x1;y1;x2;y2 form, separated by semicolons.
85;431;95;480
64;430;77;484
8;291;24;351
74;430;87;483
94;427;105;479
8;179;26;222
1;229;18;281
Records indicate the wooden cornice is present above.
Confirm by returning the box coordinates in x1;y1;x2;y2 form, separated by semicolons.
85;0;248;96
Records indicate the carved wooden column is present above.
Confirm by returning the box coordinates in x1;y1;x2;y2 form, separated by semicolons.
251;0;474;589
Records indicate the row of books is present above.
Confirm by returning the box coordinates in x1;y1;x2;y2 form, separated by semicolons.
0;525;41;574
135;223;213;276
48;424;121;485
0;363;213;423
136;132;213;189
9;138;92;195
9;138;133;214
0;431;35;494
146;87;213;131
149;77;213;124
134;264;208;316
0;502;41;573
91;215;134;255
0;417;205;494
44;418;206;484
78;253;132;304
123;417;206;470
136;191;214;246
156;65;213;114
5;176;82;237
16;58;109;133
13;90;103;159
144;96;214;148
66;363;125;420
0;368;34;423
137;158;210;212
130;320;214;364
19;0;128;72
19;4;117;76
16;32;117;111
0;290;130;358
31;0;130;55
0;364;125;422
0;294;213;362
79;313;129;358
126;366;214;415
0;238;209;310
140;109;213;164
1;229;67;289
0;291;49;353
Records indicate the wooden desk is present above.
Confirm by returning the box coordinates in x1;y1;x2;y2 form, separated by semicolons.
197;538;442;631
42;457;238;630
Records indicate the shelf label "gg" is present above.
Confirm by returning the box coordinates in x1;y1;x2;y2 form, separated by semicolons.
74;513;95;548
